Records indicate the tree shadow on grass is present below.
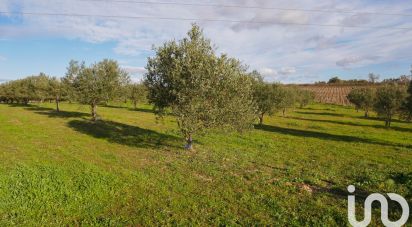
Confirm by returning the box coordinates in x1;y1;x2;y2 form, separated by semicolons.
7;103;54;111
33;110;90;119
67;119;181;149
255;124;412;149
390;172;412;199
103;104;155;114
128;107;155;114
102;104;128;109
17;104;90;119
295;111;345;117
288;117;412;134
354;116;406;124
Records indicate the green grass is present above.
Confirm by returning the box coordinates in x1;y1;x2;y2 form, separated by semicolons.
0;102;411;226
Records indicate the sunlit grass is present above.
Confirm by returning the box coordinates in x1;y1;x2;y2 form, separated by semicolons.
0;102;411;225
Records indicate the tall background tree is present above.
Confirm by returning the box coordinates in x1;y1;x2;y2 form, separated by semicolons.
63;60;83;103
374;84;406;127
28;73;49;103
66;59;129;121
145;24;256;149
328;76;342;84
368;73;380;84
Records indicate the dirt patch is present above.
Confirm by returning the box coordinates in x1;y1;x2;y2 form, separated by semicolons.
8;119;23;125
194;173;213;182
299;183;314;194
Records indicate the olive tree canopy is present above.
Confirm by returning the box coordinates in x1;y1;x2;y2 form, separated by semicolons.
145;24;256;149
374;84;406;127
347;87;375;118
401;80;412;121
251;71;284;125
66;59;129;121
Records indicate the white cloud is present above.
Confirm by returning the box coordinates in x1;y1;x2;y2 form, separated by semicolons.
231;10;309;31
259;66;297;81
260;67;277;77
279;67;297;75
121;65;147;75
121;65;146;83
0;0;412;82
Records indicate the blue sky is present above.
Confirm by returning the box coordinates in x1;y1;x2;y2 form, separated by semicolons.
0;0;412;83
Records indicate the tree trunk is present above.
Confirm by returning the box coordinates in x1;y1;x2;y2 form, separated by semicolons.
258;113;264;125
56;96;60;112
133;101;137;109
185;134;193;150
91;103;97;121
282;108;286;117
385;113;392;127
364;109;369;118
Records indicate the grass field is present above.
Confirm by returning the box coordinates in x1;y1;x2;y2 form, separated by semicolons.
0;102;411;226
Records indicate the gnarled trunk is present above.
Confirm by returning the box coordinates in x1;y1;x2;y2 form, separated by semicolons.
185;134;193;150
259;113;264;125
55;96;60;112
385;113;392;127
91;103;97;121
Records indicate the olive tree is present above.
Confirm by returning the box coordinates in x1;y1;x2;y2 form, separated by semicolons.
374;84;406;127
278;86;296;117
400;80;412;122
0;81;16;103
347;87;375;117
128;83;147;109
63;60;83;103
251;71;284;125
145;24;256;149
66;59;129;121
296;89;315;108
0;84;5;102
47;77;65;112
28;73;49;102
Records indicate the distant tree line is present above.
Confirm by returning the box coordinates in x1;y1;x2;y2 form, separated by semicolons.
314;73;411;86
0;60;147;121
